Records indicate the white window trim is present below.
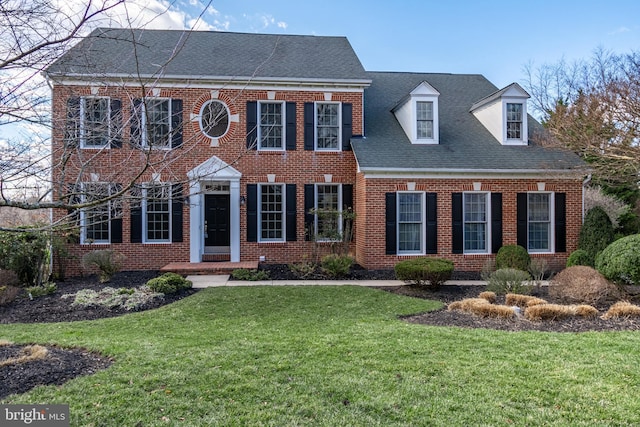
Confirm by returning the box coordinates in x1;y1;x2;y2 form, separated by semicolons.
397;191;425;255
80;97;111;149
139;98;173;150
527;192;555;254
258;183;286;243
413;97;439;144
502;99;528;145
314;183;343;242
257;101;286;151
462;192;491;255
142;184;172;244
80;182;112;244
314;101;342;152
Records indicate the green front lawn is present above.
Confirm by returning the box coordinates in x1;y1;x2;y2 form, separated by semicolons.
2;286;640;426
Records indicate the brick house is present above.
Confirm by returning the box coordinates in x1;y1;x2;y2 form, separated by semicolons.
45;28;586;275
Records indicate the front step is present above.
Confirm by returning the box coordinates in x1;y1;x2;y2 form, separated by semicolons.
202;253;231;262
160;261;259;276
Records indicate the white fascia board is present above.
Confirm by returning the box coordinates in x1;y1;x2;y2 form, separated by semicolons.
46;74;372;90
359;168;586;180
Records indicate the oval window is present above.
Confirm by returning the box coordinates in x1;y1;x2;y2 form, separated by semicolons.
200;100;229;138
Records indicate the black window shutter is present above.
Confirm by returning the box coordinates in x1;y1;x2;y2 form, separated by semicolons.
286;184;297;241
286;102;296;150
110;183;123;243
110;99;123;148
246;101;257;150
342;103;352;151
342;184;354;242
426;192;438;254
130;99;142;147
246;184;258;242
64;97;80;148
171;99;183;148
452;193;463;254
304;184;315;240
491;193;503;253
171;183;183;242
517;193;528;249
130;196;142;243
555;193;566;253
385;193;397;255
304;102;314;151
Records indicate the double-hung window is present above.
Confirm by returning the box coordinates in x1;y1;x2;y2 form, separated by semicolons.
528;193;552;252
398;192;424;254
259;184;285;241
259;102;284;150
506;103;523;140
81;97;110;148
316;103;340;150
142;99;171;149
315;184;341;241
416;101;434;140
463;193;489;253
80;183;121;244
144;184;171;242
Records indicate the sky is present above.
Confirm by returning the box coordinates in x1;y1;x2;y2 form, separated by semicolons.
94;0;640;89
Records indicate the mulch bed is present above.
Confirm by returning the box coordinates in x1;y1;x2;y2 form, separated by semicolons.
2;266;640;400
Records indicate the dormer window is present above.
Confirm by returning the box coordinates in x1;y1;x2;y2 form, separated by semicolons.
416;101;434;140
392;81;440;144
470;83;529;146
506;103;523;140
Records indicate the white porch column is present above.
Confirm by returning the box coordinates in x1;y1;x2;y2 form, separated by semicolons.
189;181;202;263
229;179;241;262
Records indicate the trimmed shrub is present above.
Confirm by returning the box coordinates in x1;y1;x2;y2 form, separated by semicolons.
394;258;454;288
320;254;353;278
146;273;193;294
602;301;640;319
578;206;615;266
595;234;640;286
82;250;125;283
495;245;530;272
566;249;591;267
486;268;532;295
549;266;621;306
231;269;270;281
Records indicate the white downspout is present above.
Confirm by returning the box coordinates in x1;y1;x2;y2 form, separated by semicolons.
582;174;592;223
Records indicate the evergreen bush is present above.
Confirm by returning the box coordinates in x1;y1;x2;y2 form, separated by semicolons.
578;206;615;266
595;234;640;286
320;254;353;278
495;245;530;272
486;268;532;295
566;249;591;267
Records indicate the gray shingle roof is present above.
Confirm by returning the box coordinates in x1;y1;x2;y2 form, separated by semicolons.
45;28;369;82
352;72;585;173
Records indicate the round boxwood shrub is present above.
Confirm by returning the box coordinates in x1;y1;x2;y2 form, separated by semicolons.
578;206;615;266
495;245;530;272
394;257;454;288
595;234;640;286
146;273;192;294
566;249;591;267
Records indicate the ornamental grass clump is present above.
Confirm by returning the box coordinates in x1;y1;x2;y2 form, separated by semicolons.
602;301;640;319
478;291;497;304
82;250;125;283
448;298;516;319
505;293;547;308
524;304;574;321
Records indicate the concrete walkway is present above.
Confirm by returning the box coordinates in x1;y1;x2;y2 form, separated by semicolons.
187;275;488;288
